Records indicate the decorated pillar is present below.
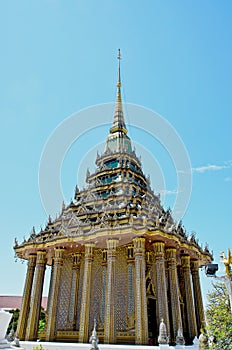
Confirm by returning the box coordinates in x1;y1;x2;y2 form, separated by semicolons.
79;243;95;343
166;248;183;341
153;242;170;337
133;237;148;344
25;251;47;340
46;259;54;330
100;250;107;328
104;238;119;344
191;259;205;335
181;255;197;341
71;253;82;330
16;254;36;340
127;245;135;330
46;248;65;341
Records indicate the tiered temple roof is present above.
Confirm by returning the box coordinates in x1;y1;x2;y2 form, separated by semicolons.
14;50;211;268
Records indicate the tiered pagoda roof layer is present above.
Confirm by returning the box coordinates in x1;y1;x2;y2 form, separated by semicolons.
14;51;212;267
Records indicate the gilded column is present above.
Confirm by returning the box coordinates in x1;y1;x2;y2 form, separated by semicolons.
191;259;205;335
16;254;36;340
46;260;54;330
71;253;82;330
166;248;183;341
25;251;47;340
46;248;65;341
153;242;170;337
127;246;135;330
79;243;95;343
133;237;148;344
181;255;197;341
100;250;107;328
104;238;119;344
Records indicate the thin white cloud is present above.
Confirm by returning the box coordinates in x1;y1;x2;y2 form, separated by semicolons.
192;161;232;173
159;189;178;195
225;160;232;166
177;169;191;174
225;177;232;182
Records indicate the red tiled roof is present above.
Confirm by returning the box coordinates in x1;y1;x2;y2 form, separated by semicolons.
0;296;47;310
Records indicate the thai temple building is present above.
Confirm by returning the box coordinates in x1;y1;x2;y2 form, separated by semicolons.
14;51;212;346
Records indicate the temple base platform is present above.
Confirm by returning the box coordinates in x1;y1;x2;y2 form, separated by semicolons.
20;341;199;350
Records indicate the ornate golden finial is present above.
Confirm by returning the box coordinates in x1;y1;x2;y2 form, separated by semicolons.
117;48;121;88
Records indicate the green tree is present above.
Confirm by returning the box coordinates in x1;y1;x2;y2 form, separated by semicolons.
7;308;20;334
206;280;232;349
38;308;46;336
7;307;46;337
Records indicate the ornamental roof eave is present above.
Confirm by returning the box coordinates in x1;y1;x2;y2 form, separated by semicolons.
14;223;212;267
95;149;142;168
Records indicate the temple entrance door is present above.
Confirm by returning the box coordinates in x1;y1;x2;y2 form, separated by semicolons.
147;296;158;345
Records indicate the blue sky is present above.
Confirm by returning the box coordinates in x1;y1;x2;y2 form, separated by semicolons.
1;1;232;305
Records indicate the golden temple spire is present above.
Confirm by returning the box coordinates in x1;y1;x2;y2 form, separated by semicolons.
105;49;132;154
117;48;121;89
110;49;128;135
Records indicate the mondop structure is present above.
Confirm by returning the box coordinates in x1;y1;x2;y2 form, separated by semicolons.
14;52;212;346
